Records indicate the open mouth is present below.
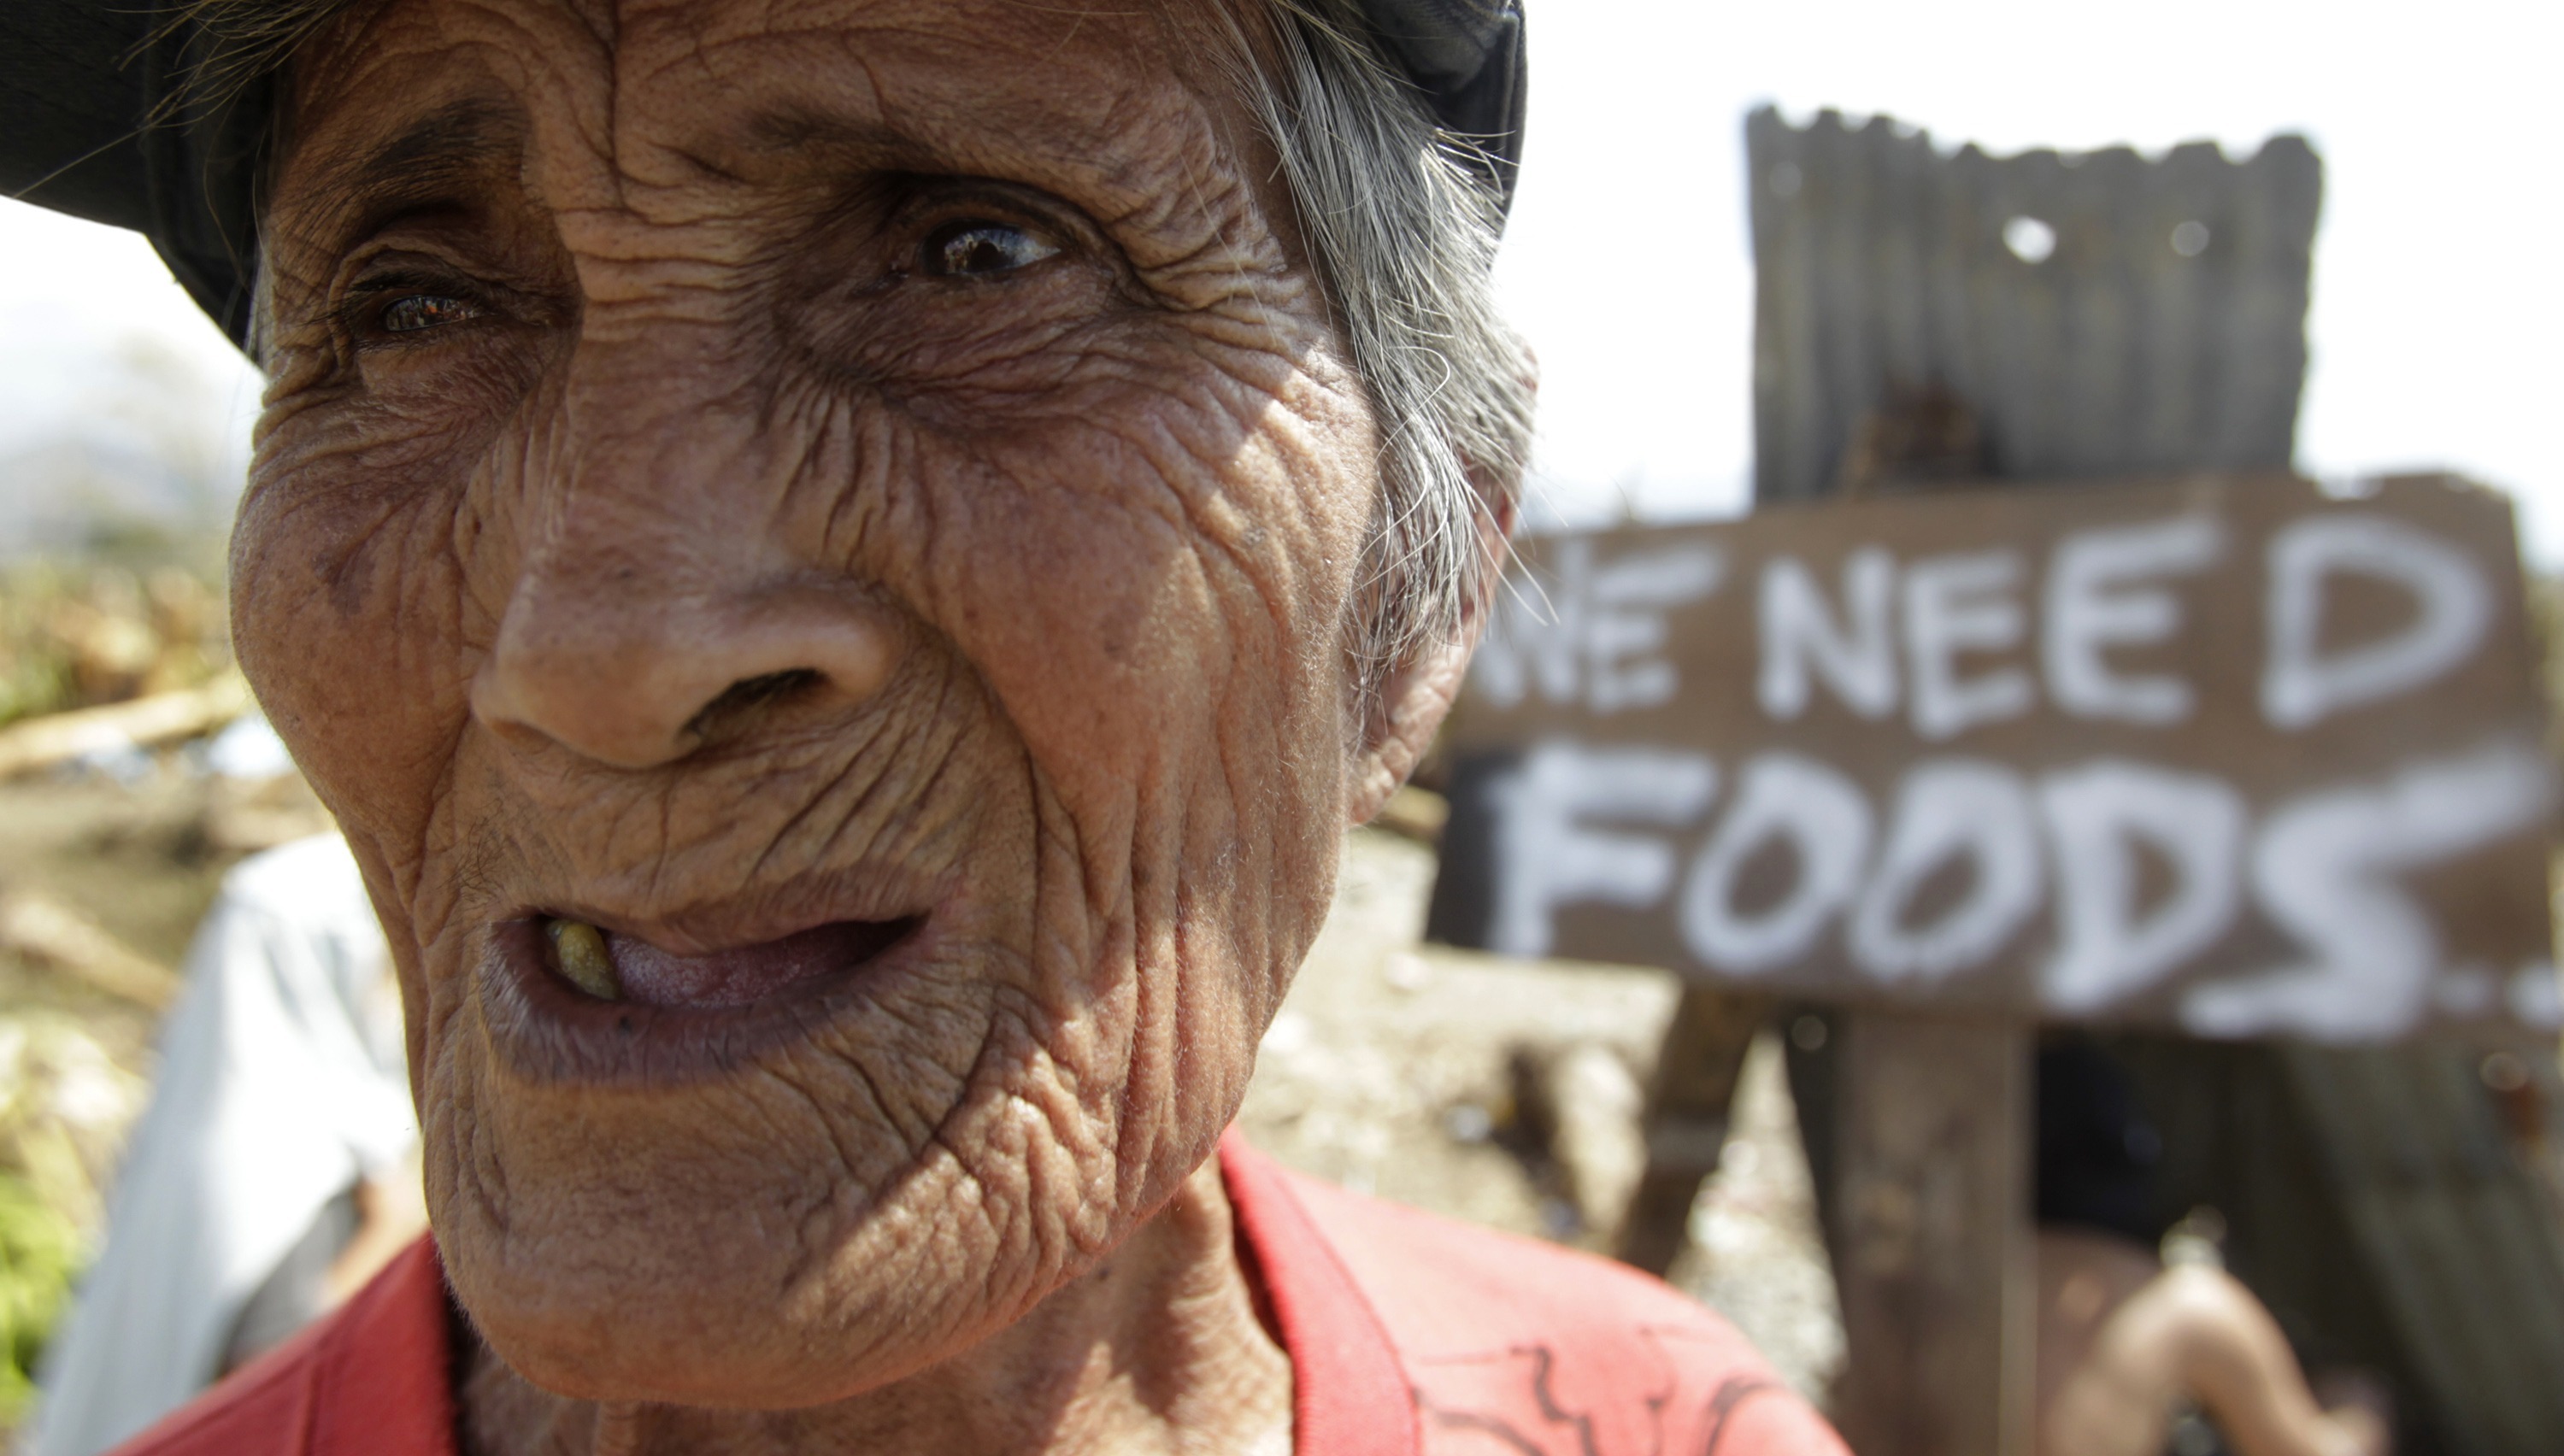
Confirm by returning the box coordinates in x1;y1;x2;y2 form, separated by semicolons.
540;916;920;1009
478;906;935;1085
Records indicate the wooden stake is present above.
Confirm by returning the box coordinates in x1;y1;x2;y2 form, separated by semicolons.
1614;986;1765;1275
1829;1009;2032;1456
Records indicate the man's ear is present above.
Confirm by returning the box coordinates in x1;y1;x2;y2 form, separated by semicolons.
1345;494;1516;826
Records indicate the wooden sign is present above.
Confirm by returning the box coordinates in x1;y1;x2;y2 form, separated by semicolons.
1429;472;2557;1042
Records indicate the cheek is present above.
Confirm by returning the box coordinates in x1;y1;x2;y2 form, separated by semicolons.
891;355;1377;1083
233;311;556;813
922;364;1378;819
230;403;505;857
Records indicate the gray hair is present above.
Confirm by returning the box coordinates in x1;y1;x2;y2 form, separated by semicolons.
1230;3;1532;693
186;0;1532;686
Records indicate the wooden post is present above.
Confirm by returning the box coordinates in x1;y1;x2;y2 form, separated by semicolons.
1616;986;1766;1274
1830;1012;2032;1456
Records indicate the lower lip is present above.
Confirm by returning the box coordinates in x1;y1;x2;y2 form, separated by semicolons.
475;915;930;1086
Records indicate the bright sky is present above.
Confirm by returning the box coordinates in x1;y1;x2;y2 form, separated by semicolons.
3;0;2556;557
0;206;261;482
1497;0;2563;556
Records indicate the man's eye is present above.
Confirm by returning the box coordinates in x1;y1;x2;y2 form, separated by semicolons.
378;294;479;333
921;220;1060;279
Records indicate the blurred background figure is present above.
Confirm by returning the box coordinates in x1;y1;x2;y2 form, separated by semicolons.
2036;1039;2391;1456
25;802;417;1456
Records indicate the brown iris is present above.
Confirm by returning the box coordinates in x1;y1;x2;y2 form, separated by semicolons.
380;293;479;332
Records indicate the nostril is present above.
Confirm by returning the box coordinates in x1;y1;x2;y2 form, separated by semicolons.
684;667;826;742
474;580;898;770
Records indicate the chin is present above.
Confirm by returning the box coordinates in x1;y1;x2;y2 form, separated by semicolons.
422;936;1123;1409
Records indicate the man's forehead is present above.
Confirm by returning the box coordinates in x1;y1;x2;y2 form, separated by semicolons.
273;0;1234;238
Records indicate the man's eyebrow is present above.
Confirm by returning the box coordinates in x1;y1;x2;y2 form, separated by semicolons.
281;97;523;239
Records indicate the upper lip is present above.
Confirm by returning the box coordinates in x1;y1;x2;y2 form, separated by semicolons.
513;860;944;959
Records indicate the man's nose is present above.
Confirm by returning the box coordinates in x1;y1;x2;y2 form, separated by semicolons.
469;541;899;771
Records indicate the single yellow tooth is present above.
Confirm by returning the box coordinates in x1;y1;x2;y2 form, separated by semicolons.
547;919;620;1001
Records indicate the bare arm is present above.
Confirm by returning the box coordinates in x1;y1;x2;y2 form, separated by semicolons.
2138;1266;2389;1456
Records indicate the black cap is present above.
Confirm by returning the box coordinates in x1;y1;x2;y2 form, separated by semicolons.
1;1;1527;352
1;6;271;343
1358;0;1526;205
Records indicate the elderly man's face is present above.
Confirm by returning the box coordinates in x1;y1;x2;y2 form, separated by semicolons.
238;0;1420;1404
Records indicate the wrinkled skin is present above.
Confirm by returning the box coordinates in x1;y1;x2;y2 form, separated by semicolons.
236;0;1500;1450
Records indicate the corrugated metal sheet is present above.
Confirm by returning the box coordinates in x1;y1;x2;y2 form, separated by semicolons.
1746;106;2320;504
2281;1046;2564;1453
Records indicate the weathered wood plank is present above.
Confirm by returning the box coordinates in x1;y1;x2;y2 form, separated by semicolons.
1614;985;1766;1275
1827;1010;2032;1456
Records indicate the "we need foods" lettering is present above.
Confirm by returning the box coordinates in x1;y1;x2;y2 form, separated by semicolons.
1430;473;2557;1043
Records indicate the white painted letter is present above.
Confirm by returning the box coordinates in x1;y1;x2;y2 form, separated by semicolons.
1485;741;1719;959
1474;539;1723;713
1758;549;1898;721
1473;538;1590;709
2043;515;2220;725
2039;760;2246;1014
1586;546;1725;713
1904;550;2033;740
2183;741;2556;1040
1679;752;1874;975
2261;514;2492;729
1847;760;2044;982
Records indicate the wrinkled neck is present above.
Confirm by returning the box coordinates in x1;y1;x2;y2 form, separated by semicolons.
456;1159;1293;1456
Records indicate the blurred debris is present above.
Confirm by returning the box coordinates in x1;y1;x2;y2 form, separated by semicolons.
201;771;332;858
0;564;231;731
0;889;179;1010
0;1013;149;1426
0;1168;80;1429
1380;950;1432;993
0;671;249;782
197;719;332;855
1515;1039;1649;1242
1666;1033;1849;1406
1240;829;1676;1223
1369;784;1449;845
0;1018;148;1236
0;560;284;1429
1443;1101;1497;1145
197;714;291;782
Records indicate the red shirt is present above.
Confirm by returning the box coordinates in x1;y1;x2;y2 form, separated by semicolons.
114;1134;1846;1455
